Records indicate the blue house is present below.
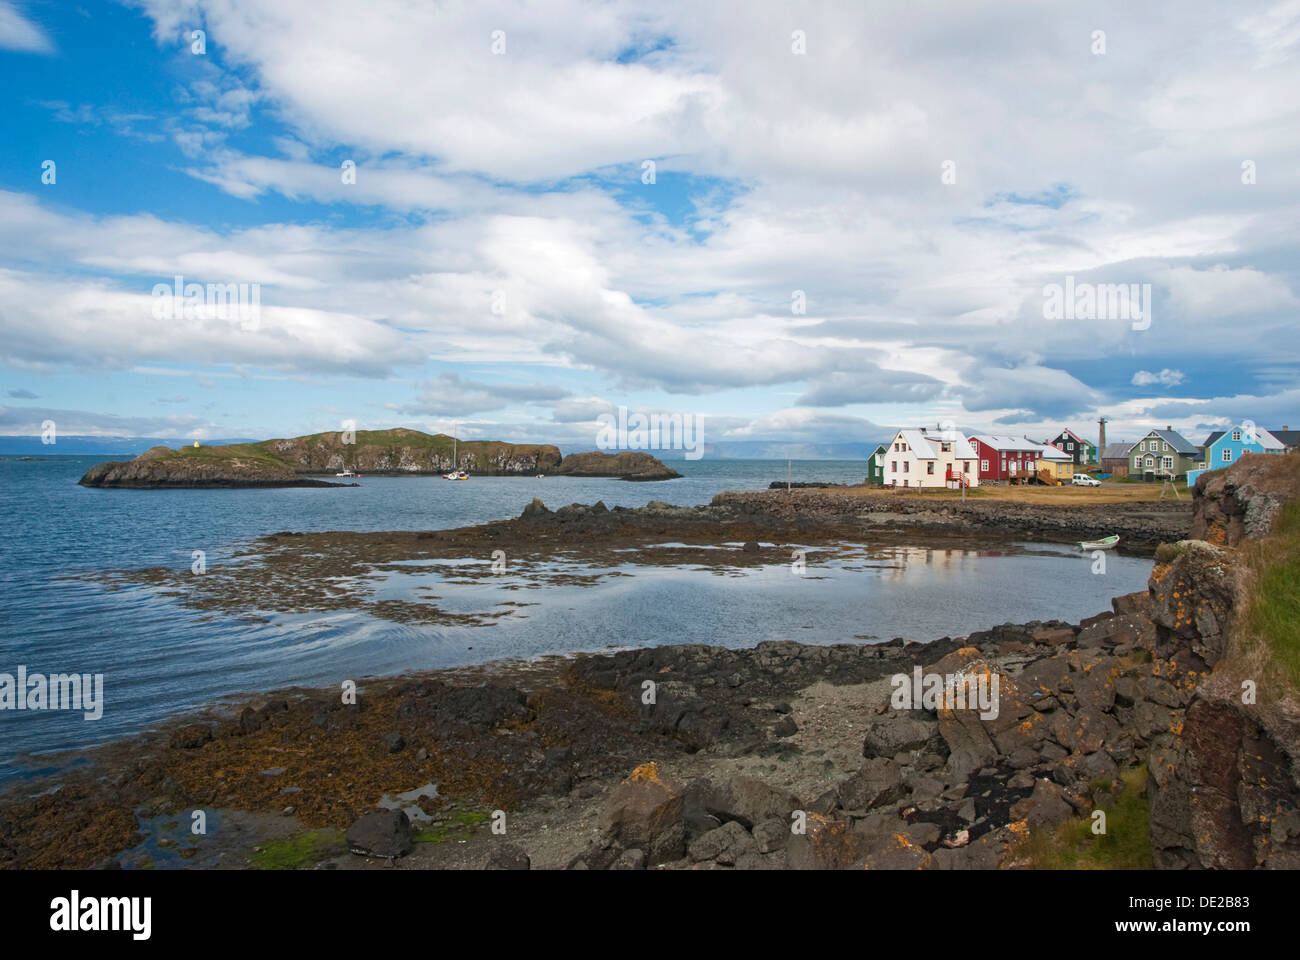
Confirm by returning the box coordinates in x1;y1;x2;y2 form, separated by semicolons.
1186;425;1286;487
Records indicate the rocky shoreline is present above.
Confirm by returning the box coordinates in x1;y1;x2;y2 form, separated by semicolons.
4;456;1294;871
1;572;1288;870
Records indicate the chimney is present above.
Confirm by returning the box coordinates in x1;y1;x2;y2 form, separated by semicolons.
1166;425;1172;431
1098;417;1107;454
1284;425;1290;431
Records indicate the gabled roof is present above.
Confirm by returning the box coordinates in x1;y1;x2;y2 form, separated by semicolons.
895;428;976;460
1139;428;1199;455
1202;427;1284;451
1053;428;1094;447
971;434;1041;452
1270;429;1300;449
1034;442;1073;462
897;429;935;458
1102;442;1134;459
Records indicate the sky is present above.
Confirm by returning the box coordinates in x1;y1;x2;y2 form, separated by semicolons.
1;0;1298;453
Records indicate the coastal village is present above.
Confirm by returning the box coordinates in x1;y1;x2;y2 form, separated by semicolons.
867;420;1299;490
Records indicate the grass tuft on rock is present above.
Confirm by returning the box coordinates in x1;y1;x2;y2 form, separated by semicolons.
1018;768;1152;869
1245;499;1300;689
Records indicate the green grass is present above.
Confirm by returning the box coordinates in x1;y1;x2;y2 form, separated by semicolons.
251;830;344;870
413;811;489;843
1247;499;1300;687
1155;541;1187;564
1019;768;1153;870
154;429;551;464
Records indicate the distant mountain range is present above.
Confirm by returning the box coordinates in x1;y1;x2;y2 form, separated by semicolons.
0;436;885;460
650;441;885;461
0;436;258;455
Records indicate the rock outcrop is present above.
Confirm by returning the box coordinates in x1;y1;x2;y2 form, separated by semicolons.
1146;453;1300;870
79;449;348;488
78;428;679;487
1190;452;1300;546
552;450;681;481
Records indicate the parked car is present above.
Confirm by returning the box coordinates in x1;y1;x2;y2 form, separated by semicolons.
1072;473;1101;486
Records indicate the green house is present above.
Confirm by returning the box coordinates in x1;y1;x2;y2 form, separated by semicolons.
867;443;887;484
1129;427;1199;480
1049;428;1098;465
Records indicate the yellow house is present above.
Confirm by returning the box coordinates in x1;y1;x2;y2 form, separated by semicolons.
1035;442;1075;484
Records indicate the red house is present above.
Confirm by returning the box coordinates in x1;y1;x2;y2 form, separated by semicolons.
968;435;1043;483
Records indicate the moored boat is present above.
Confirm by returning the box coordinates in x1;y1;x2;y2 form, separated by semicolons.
1079;534;1120;550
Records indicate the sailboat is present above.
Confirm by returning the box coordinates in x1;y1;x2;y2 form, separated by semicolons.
441;433;469;480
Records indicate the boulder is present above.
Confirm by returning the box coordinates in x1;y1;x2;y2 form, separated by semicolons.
837;758;905;811
688;821;758;865
696;776;801;829
1010;779;1074;832
601;762;686;864
346;809;414;859
862;716;936;757
786;815;872;870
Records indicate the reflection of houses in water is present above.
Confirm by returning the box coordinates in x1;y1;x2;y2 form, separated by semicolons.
869;544;983;581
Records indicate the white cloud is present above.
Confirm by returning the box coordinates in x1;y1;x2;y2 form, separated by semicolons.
0;1;53;53
1132;368;1186;387
5;1;1299;444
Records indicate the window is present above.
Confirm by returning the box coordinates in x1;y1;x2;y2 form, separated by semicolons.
1163;442;1170;452
903;461;909;472
941;442;952;453
963;461;970;474
1134;456;1141;469
890;460;897;473
903;479;908;487
1232;429;1241;442
1139;441;1145;452
1066;441;1074;450
1222;449;1232;462
1163;456;1173;471
1145;456;1154;468
927;462;935;475
981;459;989;471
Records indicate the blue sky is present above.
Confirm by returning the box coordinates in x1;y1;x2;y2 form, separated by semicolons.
2;0;1298;452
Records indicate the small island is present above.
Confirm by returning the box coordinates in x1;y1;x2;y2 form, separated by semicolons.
77;428;681;488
